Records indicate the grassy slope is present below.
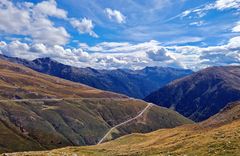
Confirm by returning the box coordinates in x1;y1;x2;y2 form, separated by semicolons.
0;59;193;153
11;101;240;156
0;59;125;99
0;99;192;153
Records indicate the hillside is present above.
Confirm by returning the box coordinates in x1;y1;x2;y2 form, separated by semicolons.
0;59;193;153
0;54;192;98
145;66;240;122
0;59;125;99
199;101;240;128
10;101;240;156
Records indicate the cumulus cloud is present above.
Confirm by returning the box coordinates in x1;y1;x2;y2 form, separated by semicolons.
0;40;91;63
147;48;172;61
105;8;126;24
70;18;98;38
0;0;98;46
227;36;240;49
33;0;68;19
0;0;70;46
0;0;31;35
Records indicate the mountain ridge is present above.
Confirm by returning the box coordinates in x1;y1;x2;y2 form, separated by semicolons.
0;54;192;98
144;65;240;122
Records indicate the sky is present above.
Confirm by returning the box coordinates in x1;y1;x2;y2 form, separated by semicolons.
0;0;240;71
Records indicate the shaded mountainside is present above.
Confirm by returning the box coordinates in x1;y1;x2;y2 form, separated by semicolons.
145;66;240;122
0;59;193;153
199;101;240;128
11;101;240;156
0;54;192;98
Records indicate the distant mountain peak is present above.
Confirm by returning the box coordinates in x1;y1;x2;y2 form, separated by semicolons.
33;57;59;65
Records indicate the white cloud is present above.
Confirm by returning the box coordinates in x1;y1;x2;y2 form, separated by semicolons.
0;0;31;35
70;18;98;38
0;0;98;46
33;0;67;19
165;37;203;45
147;48;173;61
227;36;240;49
0;0;70;46
175;0;240;21
190;21;205;26
0;36;240;71
0;40;91;63
0;40;31;59
177;4;215;20
232;21;240;32
105;8;126;24
30;18;70;45
214;0;240;10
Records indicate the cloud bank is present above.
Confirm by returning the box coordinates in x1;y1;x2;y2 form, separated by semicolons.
1;36;239;71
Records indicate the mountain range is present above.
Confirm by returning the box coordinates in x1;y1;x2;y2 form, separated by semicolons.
1;54;240;155
0;59;192;153
0;54;192;99
145;66;240;122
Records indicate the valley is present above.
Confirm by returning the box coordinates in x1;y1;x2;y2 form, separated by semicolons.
0;59;192;153
1;0;240;155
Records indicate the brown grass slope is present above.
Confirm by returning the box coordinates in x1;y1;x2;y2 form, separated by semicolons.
0;59;125;99
0;59;193;153
12;101;240;156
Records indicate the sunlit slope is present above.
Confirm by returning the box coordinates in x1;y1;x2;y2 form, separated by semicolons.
0;59;125;99
12;101;240;156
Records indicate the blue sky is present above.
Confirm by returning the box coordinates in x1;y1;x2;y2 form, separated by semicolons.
0;0;240;70
11;0;239;46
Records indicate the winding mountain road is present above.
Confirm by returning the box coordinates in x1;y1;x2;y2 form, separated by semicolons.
0;97;153;145
97;103;153;144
